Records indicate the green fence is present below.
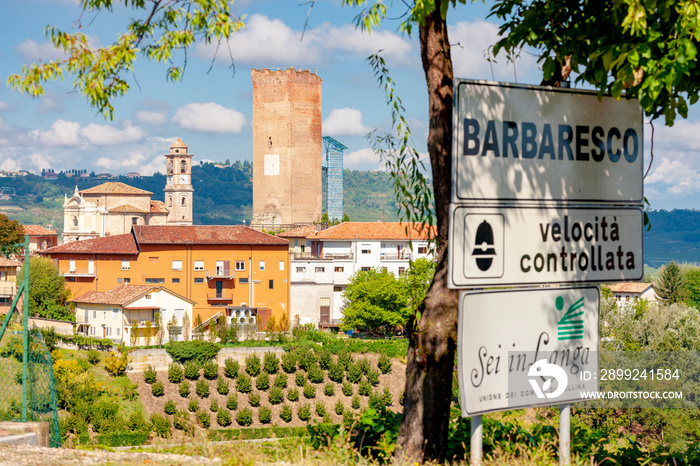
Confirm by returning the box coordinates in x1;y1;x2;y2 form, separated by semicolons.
0;236;60;447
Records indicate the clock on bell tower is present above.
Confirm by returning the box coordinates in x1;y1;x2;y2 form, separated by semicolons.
164;138;194;225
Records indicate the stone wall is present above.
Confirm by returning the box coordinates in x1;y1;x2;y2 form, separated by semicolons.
126;346;285;373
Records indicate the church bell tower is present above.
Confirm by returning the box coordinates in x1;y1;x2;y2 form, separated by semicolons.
164;138;194;225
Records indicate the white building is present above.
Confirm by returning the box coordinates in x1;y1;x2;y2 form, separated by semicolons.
73;284;194;346
608;282;657;307
279;222;435;328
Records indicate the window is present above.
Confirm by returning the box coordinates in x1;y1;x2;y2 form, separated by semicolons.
124;278;130;283
89;326;96;336
180;160;186;173
334;285;343;292
398;267;406;276
194;260;204;271
172;260;183;271
279;261;284;271
335;266;344;272
84;310;88;321
122;260;130;270
296;267;306;273
315;267;325;273
145;295;151;299
320;297;330;306
93;310;96;319
116;328;120;336
88;260;94;274
172;278;180;283
117;277;123;284
194;278;204;283
418;246;428;254
168;196;172;207
149;257;159;262
72;216;78;227
106;327;112;336
132;217;138;225
259;260;265;271
235;261;245;271
361;244;371;254
361;267;371;272
145;278;164;284
239;278;249;284
181;196;186;206
69;260;76;273
112;308;118;319
269;279;274;289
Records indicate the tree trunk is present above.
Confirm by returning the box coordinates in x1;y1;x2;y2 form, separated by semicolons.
396;6;458;462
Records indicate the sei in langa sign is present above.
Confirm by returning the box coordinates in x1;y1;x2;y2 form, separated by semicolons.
452;80;643;205
458;286;600;416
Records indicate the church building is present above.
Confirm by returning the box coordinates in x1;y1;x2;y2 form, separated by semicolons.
62;139;194;242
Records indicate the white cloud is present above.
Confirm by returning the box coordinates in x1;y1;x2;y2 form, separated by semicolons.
96;152;146;170
82;121;146;145
646;157;700;194
323;108;371;136
0;102;9;112
31;120;82;146
16;39;65;61
317;23;414;65
172;102;246;133
135;111;167;126
344;148;380;169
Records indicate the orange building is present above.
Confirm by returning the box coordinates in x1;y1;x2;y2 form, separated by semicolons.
40;225;290;327
23;225;58;253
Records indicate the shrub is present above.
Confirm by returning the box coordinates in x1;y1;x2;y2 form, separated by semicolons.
184;360;200;380
164;400;177;415
218;408;232;427
357;358;371;374
203;360;218;380
399;390;405;406
351;394;360;410
346;363;362;384
382;387;393;406
150;413;171;438
287;387;299;402
259;405;272;424
342;381;353;396
217;377;230;395
337;351;353;370
378;354;392;374
281;352;297;373
359;378;372;396
173;409;193;434
236;407;252;426
144;365;157;384
263;352;279;374
297;348;317;371
295;371;307;387
303;383;316;399
315;402;327;418
298;402;311;421
369;390;384;410
179;381;190;398
317;348;333;370
122;381;138;401
280;404;293;423
268;386;284;405
152;381;165;397
249;391;261;407
335;399;344;415
196;409;210;428
196;379;210;398
188;398;198;413
87;349;100;365
210;399;219;412
256;371;270;391
274;372;288;389
308;364;325;384
104;350;128;376
165;340;221;364
227;393;238;411
328;363;344;383
236;373;252;393
324;382;335;396
168;363;184;383
367;368;380;386
244;354;261;377
224;357;239;379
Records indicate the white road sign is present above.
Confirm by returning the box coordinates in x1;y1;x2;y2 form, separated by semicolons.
458;286;600;416
448;205;643;288
452;80;643;205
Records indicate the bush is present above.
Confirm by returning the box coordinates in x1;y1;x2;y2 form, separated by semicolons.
342;381;354;397
369;390;384;410
165;340;221;364
268;386;284;405
303;383;316;399
236;407;252;426
359;378;372;396
244;354;261;377
249;391;261;407
357;358;371;374
281;352;297;373
337;351;353;370
295;371;307;387
196;378;210;398
399;390;405;405
308;364;325;384
218;408;232;427
378;354;392;374
263;352;279;374
173;409;193;434
144;365;157;384
87;349;100;365
298;402;311;421
226;393;238;411
280;404;293;422
274;372;288;389
297;348;317;371
351;394;360;410
217;377;230;395
122;381;138;401
196;409;210;428
203;360;218;380
179;381;190;398
210;399;219;412
316;348;332;370
287;387;299;402
324;382;335;396
168;363;184;383
328;363;344;383
224;357;239;379
236;373;252;393
152;381;165;397
367;368;380;386
150;413;171;438
259;405;272;424
346;363;362;384
335;399;344;415
188;398;198;413
256;371;270;391
164;400;177;415
381;387;393;406
104;350;128;376
315;402;327;418
184;360;200;380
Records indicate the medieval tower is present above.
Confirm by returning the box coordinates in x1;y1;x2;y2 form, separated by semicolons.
164;138;194;225
250;68;323;228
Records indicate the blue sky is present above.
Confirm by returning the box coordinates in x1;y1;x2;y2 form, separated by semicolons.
0;0;697;211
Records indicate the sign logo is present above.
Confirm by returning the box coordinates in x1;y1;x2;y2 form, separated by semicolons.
528;359;568;399
472;220;496;271
557;296;585;341
463;213;504;278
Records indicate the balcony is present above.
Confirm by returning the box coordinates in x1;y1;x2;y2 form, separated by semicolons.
0;282;16;297
381;253;411;261
292;252;353;260
206;269;235;280
207;292;233;302
60;267;96;278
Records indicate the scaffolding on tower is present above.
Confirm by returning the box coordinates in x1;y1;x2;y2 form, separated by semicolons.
322;136;347;222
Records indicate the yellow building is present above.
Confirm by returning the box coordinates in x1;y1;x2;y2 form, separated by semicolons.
40;225;290;327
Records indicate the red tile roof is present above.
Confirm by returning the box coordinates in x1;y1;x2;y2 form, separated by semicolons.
73;284;154;305
132;225;289;246
310;222;435;241
277;225;318;239
150;200;168;213
0;257;21;267
23;225;57;236
41;233;139;255
80;182;152;196
609;282;654;294
109;203;150;213
171;138;188;149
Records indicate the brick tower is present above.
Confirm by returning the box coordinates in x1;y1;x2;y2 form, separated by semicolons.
251;68;323;228
164;138;194;225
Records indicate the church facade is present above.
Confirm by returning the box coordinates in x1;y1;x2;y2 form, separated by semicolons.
62;139;194;242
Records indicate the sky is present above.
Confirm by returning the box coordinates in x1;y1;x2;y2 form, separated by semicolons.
0;0;698;211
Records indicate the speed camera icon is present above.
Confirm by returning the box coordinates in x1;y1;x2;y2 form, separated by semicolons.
472;221;496;271
464;214;503;278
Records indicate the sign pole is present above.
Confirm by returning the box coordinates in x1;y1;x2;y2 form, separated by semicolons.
470;415;482;465
559;404;570;465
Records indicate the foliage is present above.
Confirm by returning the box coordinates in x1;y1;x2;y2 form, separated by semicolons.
259;405;272;424
217;377;229;395
656;261;686;304
351;395;361;410
144;365;157;384
209;399;219;412
86;349;100;365
295;371;307;387
328;363;344;383
0;214;24;248
20;256;73;320
151;381;164;397
149;414;171;438
256;371;270;391
268;386;284;405
184;360;200;380
287;387;300;402
196;379;209;398
683;267;700;310
226;393;238;411
308;364;325;384
248;392;261;407
303;383;316;399
357;358;371;374
224;357;239;379
298;402;312;422
335;400;345;416
342;381;354;397
377;354;392;374
324;382;335;397
367;368;380;386
168;363;184;384
245;354;261;377
281;352;297;373
263;352;279;374
280;404;293;423
202;360;218;380
165;340;220;364
173;409;193;434
164;400;176;415
296;348;317;371
316;348;332;370
359;378;372;396
188;398;198;413
196;409;210;428
274;372;288;389
179;381;190;398
215;408;230;427
346;362;363;384
104;350;128;376
236;373;252;394
235;407;252;426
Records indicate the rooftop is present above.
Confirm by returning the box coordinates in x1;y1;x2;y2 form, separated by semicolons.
150;200;168;213
171;138;188;149
609;282;654;294
310;222;435;241
132;225;289;246
23;225;57;236
109;203;150;214
73;284;155;305
277;225;318;239
79;182;152;196
42;233;139;255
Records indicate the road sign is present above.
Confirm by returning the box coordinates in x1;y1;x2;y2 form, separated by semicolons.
448;205;643;288
458;286;600;416
452;80;643;205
